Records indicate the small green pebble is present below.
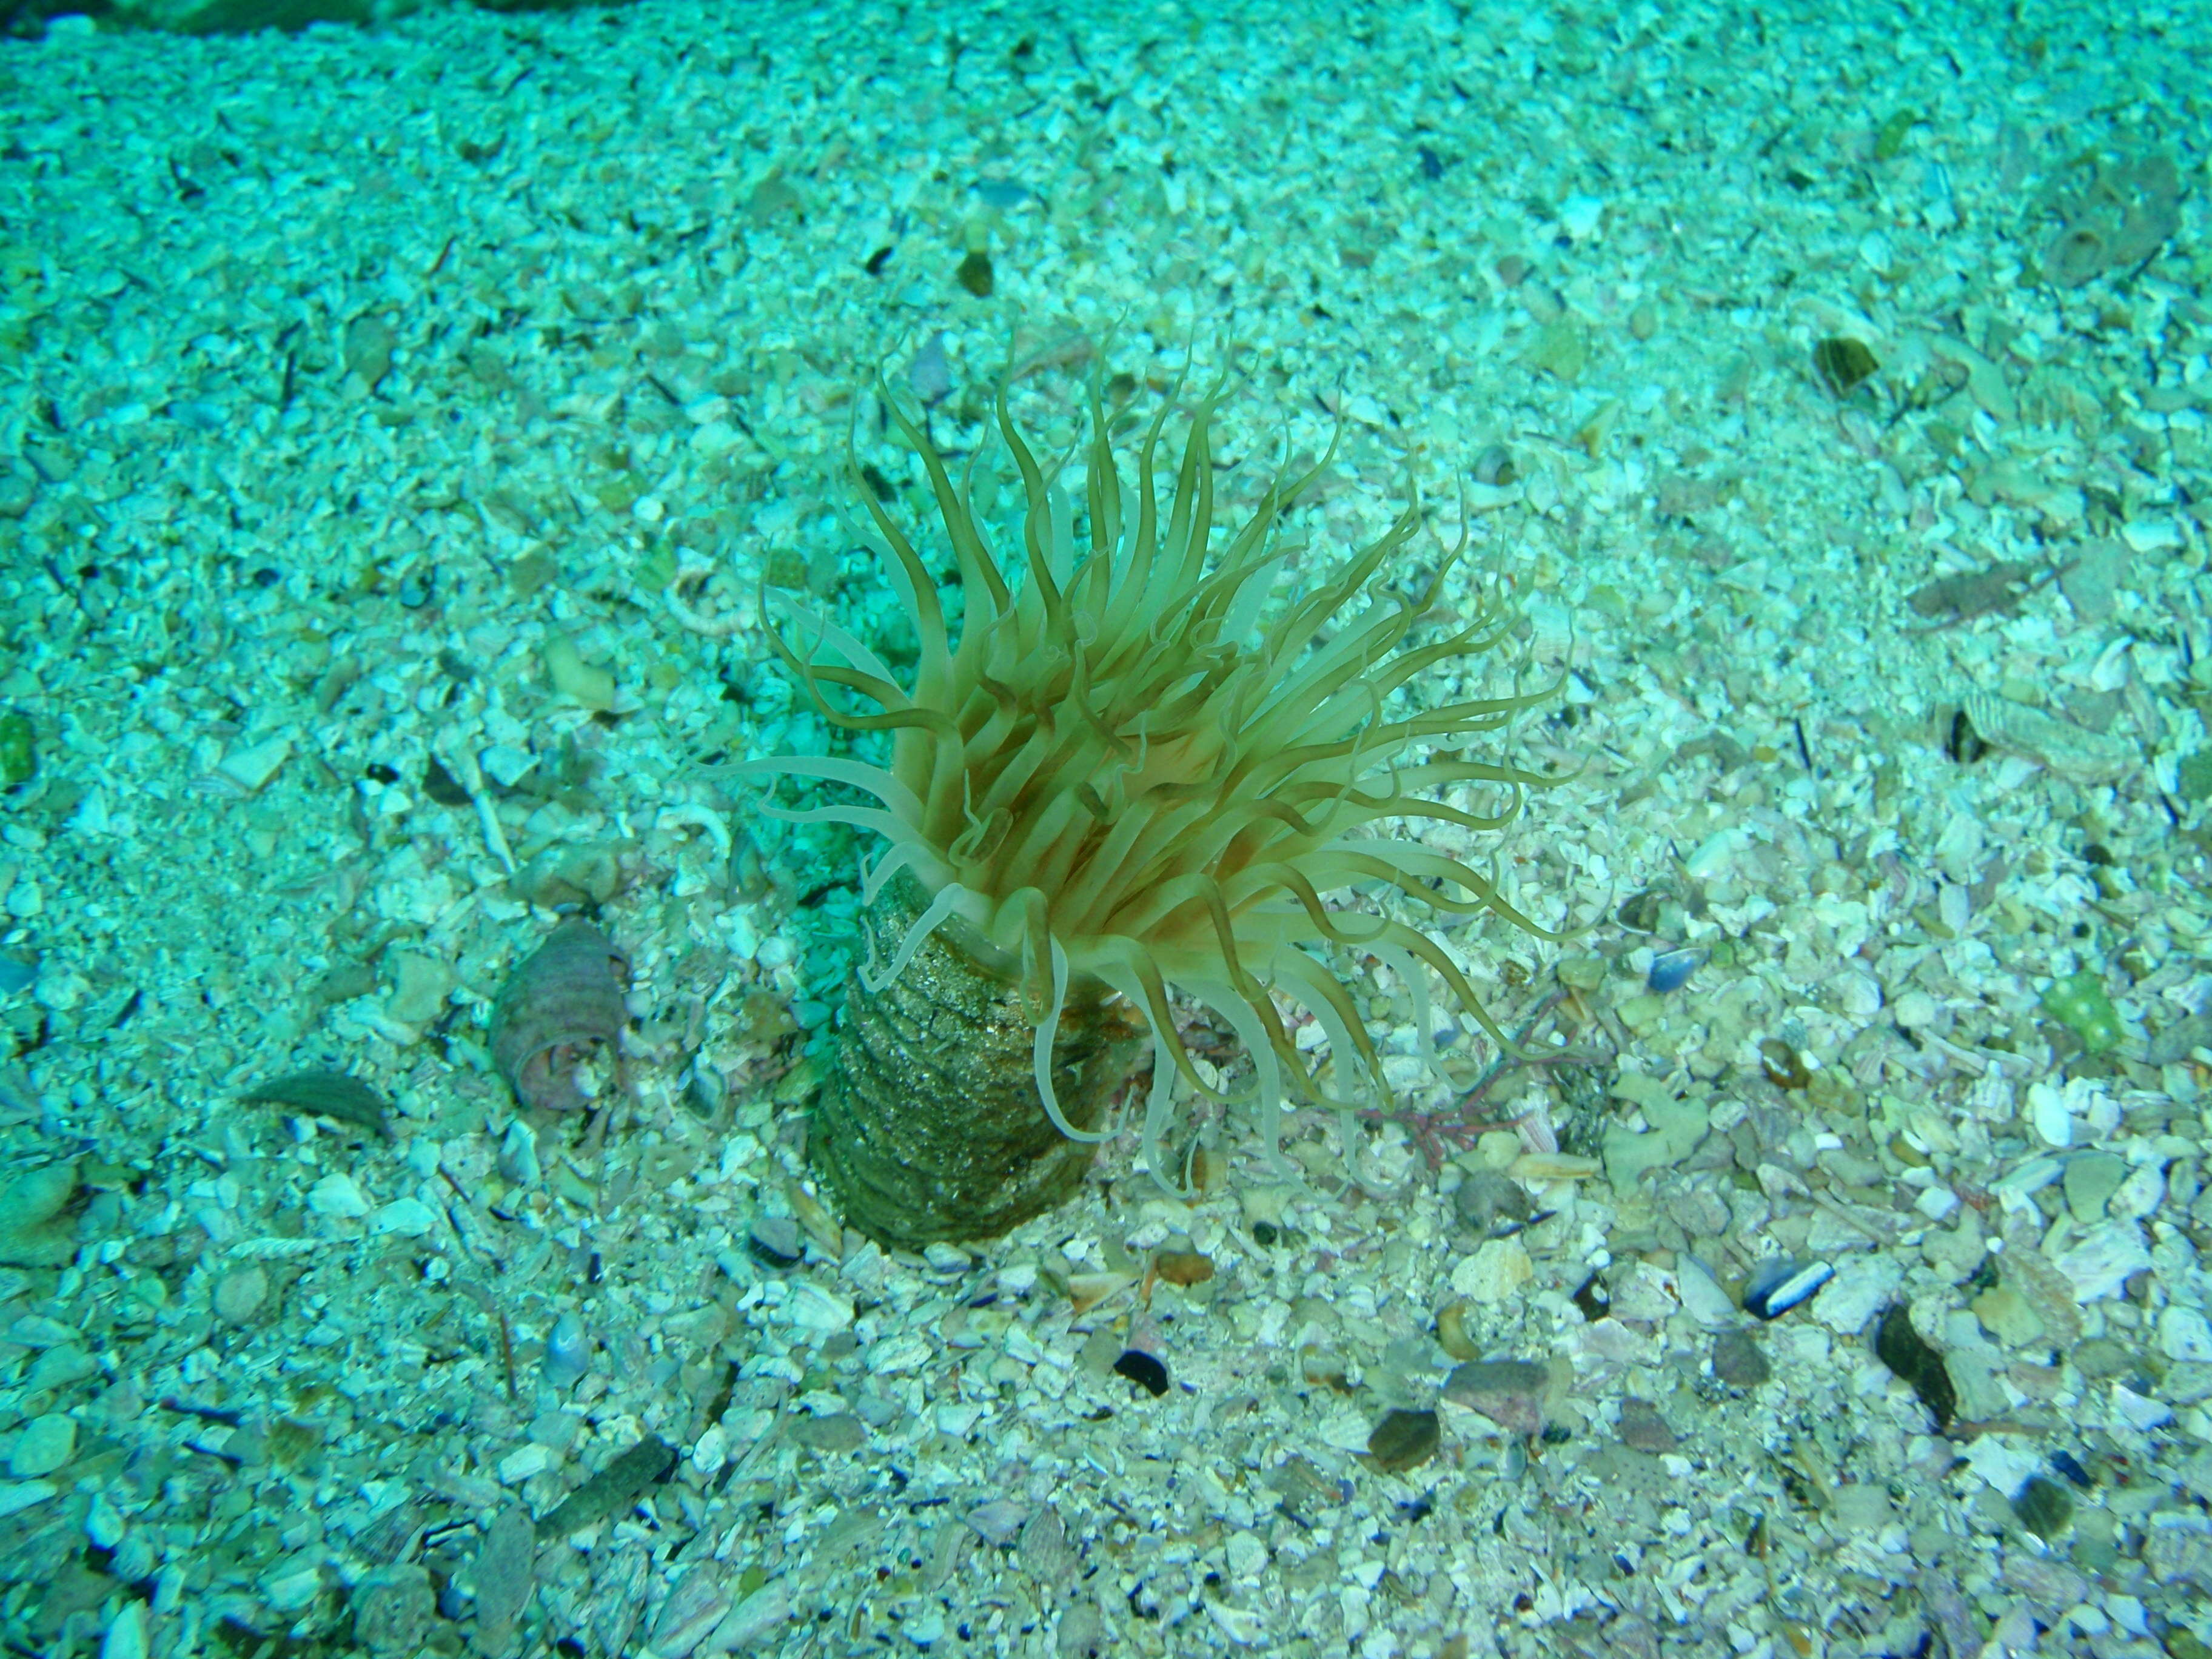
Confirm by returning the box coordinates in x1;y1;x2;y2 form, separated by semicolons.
1872;108;1922;163
1813;337;1880;397
2040;970;2123;1054
1555;954;1606;992
0;711;31;787
1523;319;1588;383
2177;749;2212;804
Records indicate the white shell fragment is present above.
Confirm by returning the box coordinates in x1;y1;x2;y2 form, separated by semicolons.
2160;1307;2212;1363
1450;1238;1535;1304
212;1267;268;1325
1812;1255;1903;1335
2029;1082;2074;1148
369;1197;439;1237
8;1413;76;1478
212;735;293;796
0;1482;56;1521
2055;1222;2153;1303
306;1173;370;1220
782;1282;856;1332
99;1605;146;1659
1673;1259;1739;1329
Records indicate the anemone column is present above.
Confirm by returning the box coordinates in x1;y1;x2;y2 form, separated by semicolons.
809;871;1141;1247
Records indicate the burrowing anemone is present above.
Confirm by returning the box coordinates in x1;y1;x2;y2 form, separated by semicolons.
749;363;1565;1247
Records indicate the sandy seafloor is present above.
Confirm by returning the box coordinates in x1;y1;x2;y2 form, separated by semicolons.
2;0;2212;1654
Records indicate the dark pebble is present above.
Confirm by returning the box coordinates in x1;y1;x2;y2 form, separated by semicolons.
533;1436;677;1540
956;249;994;297
1570;1271;1610;1322
1113;1350;1169;1397
421;755;472;806
1617;1399;1678;1453
2013;1474;2073;1539
1366;1409;1439;1474
2049;1450;2093;1489
1874;1304;1956;1429
1711;1330;1771;1389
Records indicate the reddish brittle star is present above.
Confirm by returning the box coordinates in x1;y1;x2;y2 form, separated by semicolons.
1356;985;1616;1171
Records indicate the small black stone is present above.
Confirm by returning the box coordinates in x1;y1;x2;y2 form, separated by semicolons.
2049;1450;2093;1489
1113;1349;1169;1397
421;756;472;807
1570;1271;1611;1322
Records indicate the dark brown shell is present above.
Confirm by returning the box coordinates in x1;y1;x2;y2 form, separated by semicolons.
239;1070;392;1138
489;920;628;1112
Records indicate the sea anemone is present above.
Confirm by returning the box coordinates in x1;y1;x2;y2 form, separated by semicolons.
748;364;1564;1247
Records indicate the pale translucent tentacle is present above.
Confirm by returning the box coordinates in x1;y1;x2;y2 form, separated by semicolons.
1033;936;1113;1143
861;882;976;994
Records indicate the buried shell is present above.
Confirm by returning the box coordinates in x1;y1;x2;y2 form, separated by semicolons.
1742;1256;1833;1319
239;1070;392;1139
1647;947;1707;994
489;920;629;1112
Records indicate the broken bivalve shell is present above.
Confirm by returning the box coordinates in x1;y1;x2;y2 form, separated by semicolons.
1742;1256;1834;1320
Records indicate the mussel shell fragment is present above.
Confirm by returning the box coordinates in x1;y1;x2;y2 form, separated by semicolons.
1742;1256;1833;1320
1647;947;1708;994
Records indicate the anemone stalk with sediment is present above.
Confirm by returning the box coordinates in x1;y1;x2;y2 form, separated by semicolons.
749;366;1567;1247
